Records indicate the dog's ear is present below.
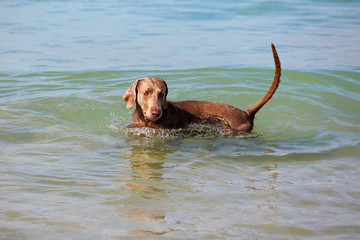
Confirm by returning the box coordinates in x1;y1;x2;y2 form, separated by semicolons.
123;78;142;109
161;79;168;109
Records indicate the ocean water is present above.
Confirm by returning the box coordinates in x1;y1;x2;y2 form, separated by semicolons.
1;1;360;239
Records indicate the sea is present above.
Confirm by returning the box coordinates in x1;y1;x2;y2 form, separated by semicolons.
1;1;360;239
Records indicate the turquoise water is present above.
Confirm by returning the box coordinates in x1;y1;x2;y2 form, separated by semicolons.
1;1;360;239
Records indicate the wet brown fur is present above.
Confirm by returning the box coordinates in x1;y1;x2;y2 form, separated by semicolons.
123;44;281;133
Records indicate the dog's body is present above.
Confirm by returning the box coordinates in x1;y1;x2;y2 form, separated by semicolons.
123;44;281;133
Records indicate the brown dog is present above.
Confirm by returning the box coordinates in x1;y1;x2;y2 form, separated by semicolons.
123;43;281;133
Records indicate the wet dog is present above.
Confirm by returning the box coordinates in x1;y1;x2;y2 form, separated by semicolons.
123;44;281;133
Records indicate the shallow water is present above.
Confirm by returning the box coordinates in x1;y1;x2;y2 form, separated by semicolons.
1;1;360;240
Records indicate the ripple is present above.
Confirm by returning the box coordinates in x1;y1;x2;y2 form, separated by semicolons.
118;124;255;139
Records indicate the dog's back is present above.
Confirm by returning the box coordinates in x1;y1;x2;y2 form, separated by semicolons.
123;43;281;133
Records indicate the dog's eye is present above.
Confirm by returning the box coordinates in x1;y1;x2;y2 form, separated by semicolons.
144;92;149;96
158;92;164;98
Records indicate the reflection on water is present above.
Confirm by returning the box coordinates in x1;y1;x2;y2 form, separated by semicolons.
123;140;165;198
119;138;175;235
118;137;288;236
253;164;280;213
128;228;172;235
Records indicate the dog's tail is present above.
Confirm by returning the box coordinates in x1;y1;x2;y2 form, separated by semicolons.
246;43;281;118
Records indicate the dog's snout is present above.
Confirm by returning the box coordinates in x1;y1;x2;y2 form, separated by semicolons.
151;107;161;117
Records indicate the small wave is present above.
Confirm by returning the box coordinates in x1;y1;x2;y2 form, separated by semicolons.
118;124;255;139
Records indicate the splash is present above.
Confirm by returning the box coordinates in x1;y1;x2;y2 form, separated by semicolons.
115;123;254;139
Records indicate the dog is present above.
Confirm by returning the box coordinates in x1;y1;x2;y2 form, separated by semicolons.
123;43;281;133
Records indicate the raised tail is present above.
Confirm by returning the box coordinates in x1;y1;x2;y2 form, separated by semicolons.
245;43;281;118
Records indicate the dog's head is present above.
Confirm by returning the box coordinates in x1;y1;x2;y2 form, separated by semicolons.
123;77;168;122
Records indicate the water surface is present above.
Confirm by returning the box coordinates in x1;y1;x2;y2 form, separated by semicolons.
1;1;360;239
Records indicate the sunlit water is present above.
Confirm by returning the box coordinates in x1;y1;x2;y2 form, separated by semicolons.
1;1;360;239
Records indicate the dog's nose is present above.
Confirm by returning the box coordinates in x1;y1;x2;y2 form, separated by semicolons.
150;107;161;118
151;109;161;117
